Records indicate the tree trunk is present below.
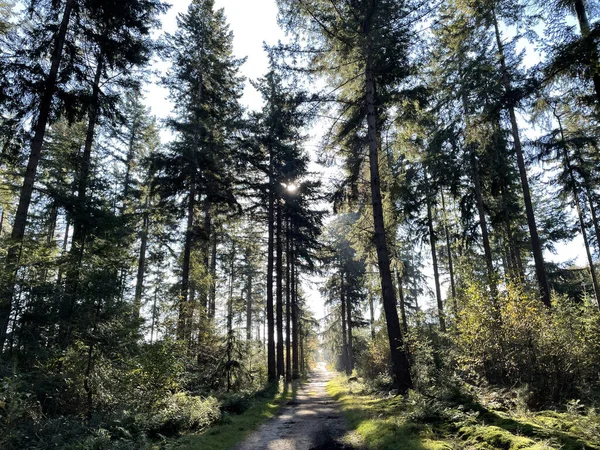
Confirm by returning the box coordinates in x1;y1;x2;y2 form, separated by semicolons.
299;323;304;375
585;184;600;257
276;200;284;378
345;271;354;374
427;189;446;332
84;298;101;422
209;229;217;321
47;202;59;246
42;203;59;283
573;0;600;106
291;241;299;379
440;190;456;313
556;112;600;308
340;270;349;374
60;56;104;343
395;268;408;333
226;244;235;392
365;53;412;393
133;194;150;319
246;247;253;341
368;287;376;339
499;181;525;281
0;0;76;349
150;280;159;344
285;217;291;381
492;10;551;307
202;199;212;317
468;134;498;299
267;160;276;381
179;185;196;340
121;116;139;211
574;192;600;308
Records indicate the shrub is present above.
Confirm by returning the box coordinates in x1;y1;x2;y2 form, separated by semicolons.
455;280;600;406
220;391;253;414
146;393;221;436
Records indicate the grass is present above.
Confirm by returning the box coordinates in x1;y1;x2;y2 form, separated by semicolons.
327;375;600;450
174;381;297;450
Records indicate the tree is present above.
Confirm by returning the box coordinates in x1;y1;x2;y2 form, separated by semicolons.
157;0;244;343
277;0;414;393
0;0;77;350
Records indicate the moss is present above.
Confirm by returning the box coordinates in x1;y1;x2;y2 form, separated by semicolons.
421;439;453;449
459;425;548;449
328;376;452;450
327;375;595;450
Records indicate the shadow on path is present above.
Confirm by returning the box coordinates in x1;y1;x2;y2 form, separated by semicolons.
234;364;357;450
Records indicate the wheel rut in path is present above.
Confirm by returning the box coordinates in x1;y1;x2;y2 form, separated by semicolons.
234;363;357;450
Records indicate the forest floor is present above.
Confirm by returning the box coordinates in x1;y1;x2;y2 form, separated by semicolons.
231;363;359;450
328;376;600;450
176;371;600;450
176;364;359;450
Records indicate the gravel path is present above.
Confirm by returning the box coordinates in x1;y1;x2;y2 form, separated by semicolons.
233;363;357;450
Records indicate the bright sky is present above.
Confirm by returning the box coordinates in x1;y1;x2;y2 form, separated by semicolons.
144;0;589;324
144;0;330;321
146;0;286;116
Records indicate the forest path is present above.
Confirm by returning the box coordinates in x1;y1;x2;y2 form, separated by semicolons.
233;363;359;450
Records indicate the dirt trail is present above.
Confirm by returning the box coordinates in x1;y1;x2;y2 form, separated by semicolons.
234;363;356;450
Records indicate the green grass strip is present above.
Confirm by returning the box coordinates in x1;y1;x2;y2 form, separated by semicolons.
176;382;296;450
327;376;452;450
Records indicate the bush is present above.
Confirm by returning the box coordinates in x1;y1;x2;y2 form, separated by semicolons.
0;377;43;450
146;393;221;436
220;391;253;415
455;280;600;406
355;329;392;383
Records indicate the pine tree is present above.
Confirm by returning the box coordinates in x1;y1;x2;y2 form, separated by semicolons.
276;0;415;393
158;0;244;343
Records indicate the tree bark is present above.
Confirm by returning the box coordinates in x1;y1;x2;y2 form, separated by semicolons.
133;194;150;319
345;271;354;374
246;247;253;341
150;279;159;344
440;190;456;314
492;9;551;307
121;116;139;210
395;268;408;333
340;270;349;374
267;159;276;381
427;189;446;332
368;287;376;339
468;136;498;300
60;56;104;344
573;0;600;107
178;185;196;340
226;244;235;391
276;200;284;378
209;229;217;321
0;0;76;349
585;184;600;257
365;52;412;393
285;217;291;381
202;199;212;318
291;241;299;379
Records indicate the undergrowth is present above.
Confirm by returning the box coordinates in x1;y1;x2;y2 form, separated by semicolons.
173;380;297;450
327;375;600;450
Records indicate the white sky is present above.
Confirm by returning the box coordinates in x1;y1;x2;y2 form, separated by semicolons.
144;0;330;320
143;0;589;325
145;0;286;115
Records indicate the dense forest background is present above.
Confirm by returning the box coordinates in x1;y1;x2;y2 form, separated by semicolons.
1;0;600;448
